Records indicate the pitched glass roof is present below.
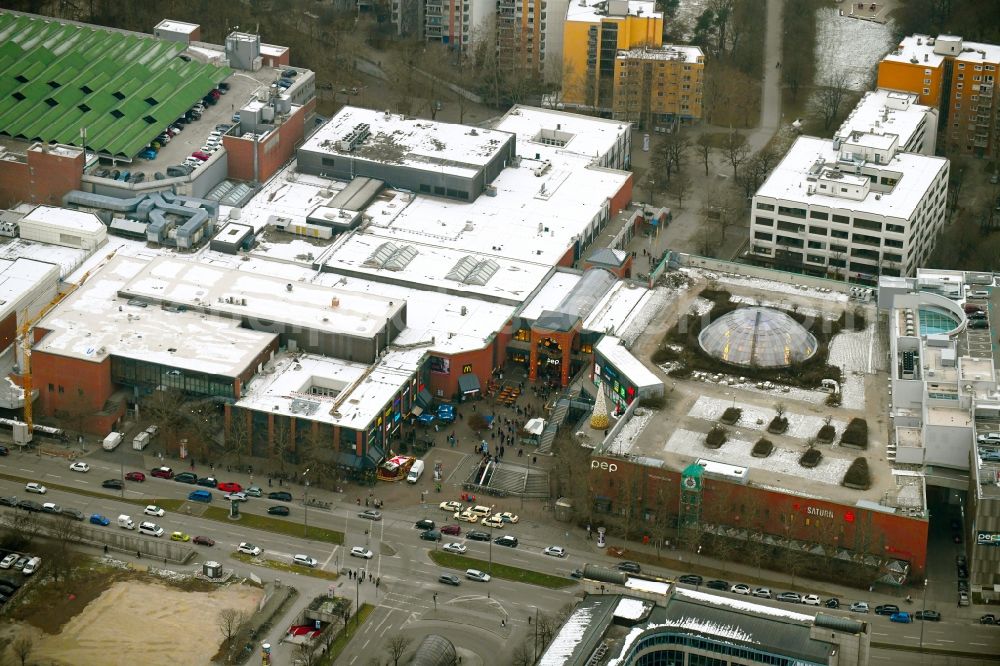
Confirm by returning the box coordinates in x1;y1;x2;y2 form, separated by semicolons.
698;307;817;368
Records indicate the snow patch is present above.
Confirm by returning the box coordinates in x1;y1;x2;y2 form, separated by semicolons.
608;408;655;456
538;604;596;666
814;7;896;91
676;588;815;622
686;396;847;439
614;597;649;620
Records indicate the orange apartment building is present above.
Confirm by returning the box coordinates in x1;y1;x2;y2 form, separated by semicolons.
612;44;705;129
879;34;1000;156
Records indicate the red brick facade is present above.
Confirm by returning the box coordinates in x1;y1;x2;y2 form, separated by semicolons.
225;103;306;183
0;144;83;209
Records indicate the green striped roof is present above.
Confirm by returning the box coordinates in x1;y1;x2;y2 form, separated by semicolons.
0;12;231;158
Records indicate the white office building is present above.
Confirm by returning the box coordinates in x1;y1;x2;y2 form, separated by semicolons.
835;88;939;156
749;133;949;281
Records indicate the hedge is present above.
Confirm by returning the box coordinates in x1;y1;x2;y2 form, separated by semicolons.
840;418;868;448
843;457;871;489
752;438;774;457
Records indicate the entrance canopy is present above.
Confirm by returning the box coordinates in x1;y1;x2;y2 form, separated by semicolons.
524;418;546;436
458;374;481;395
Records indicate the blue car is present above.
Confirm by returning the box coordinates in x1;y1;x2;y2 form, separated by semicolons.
890;612;912;623
417;412;435;425
437;404;455;423
139;148;157;160
188;489;212;503
89;514;110;526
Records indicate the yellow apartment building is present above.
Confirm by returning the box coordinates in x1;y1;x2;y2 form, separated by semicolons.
612;45;705;128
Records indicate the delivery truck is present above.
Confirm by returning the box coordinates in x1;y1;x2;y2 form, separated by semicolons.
132;431;150;451
407;459;425;483
117;514;135;530
102;432;123;451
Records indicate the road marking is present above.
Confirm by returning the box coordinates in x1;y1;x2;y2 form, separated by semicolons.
871;632;889;636
324;547;338;569
936;639;955;643
970;642;988;646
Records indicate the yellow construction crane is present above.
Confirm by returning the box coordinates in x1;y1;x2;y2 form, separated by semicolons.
17;249;118;442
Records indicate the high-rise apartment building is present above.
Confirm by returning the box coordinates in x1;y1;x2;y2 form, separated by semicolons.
390;0;495;53
561;0;662;111
611;45;704;129
879;34;1000;156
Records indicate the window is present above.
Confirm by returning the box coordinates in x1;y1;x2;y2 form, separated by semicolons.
48;383;54;392
756;202;775;211
806;254;826;264
808;226;827;236
754;231;773;241
58;385;65;394
810;210;829;220
831;229;849;239
885;238;904;248
923;88;930;95
777;221;804;233
808;240;825;249
854;218;882;232
755;217;774;226
886;223;905;233
777;205;806;219
831;214;849;224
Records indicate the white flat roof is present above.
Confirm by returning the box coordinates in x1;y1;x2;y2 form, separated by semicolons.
22;205;105;235
755;136;948;219
882;34;946;67
0;257;59;319
34;255;275;376
521;271;583;321
237;348;424;429
0;238;88;279
954;40;1000;63
155;19;199;33
301;106;513;178
837;89;930;149
595;335;662;389
583;281;653;334
567;0;660;23
495;105;628;165
260;43;288;57
121;256;403;340
235;163;349;233
321;231;552;305
312;272;515;355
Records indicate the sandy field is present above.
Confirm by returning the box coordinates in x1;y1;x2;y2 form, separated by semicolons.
29;580;263;666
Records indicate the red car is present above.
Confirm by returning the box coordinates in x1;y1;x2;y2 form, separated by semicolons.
151;466;174;479
218;482;243;493
193;535;215;547
191;151;210;161
125;471;146;482
440;524;461;536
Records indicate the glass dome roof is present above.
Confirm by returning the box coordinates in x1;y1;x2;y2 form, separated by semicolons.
698;307;817;368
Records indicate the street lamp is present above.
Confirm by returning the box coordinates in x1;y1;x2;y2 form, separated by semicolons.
302;468;311;538
355;575;360;626
919;578;928;659
120;460;125;499
532;605;539;662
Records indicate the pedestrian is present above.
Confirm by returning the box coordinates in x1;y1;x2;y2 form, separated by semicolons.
104;544;109;555
501;618;506;627
137;551;141;559
532;456;537;464
268;478;272;487
528;615;532;625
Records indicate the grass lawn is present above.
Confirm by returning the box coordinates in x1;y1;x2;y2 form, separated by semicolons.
428;550;575;589
0;471;179;506
318;604;375;666
202;506;344;544
231;551;340;581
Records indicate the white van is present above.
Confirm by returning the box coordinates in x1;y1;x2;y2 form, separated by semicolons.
407;460;425;484
102;432;123;451
117;514;135;530
22;556;41;575
132;431;150;451
138;521;163;537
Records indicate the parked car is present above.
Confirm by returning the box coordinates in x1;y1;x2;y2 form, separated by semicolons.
170;532;190;542
678;575;703;586
959;592;970;606
439;501;463;512
415;518;436;530
294;554;318;568
493;535;518;548
0;554;18;569
440;524;461;536
69;461;90;472
875;604;900;616
17;500;42;512
543;546;567;558
980;614;996;625
617;561;641;574
267;505;290;516
151;466;174;479
246;486;263;497
495;512;519;524
224;492;248;502
850;602;870;614
915;610;941;621
218;482;243;493
442;543;467;554
454;511;480;523
825;598;841;608
13;556;29;571
90;514;110;526
802;594;821;606
193;536;215;547
706;580;729;591
125;472;146;482
102;479;123;490
191;151;210;161
144;505;165;517
467;531;490;542
174;472;197;484
24;482;46;494
358;509;382;521
752;588;772;599
41;502;61;514
350;547;373;559
482;515;504;529
268;491;292;502
969;319;990;329
0;446;8;456
22;557;41;575
237;542;262;556
465;569;491;582
60;508;85;521
439;573;461;586
777;592;802;604
196;477;218;488
419;530;442;542
0;497;16;507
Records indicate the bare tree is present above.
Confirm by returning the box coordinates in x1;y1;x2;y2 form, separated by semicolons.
12;635;33;666
662;131;690;177
218;608;249;646
295;641;318;666
143;388;187;453
225;408;251;466
511;641;533;666
385;635;412;666
817;71;851;131
722;130;750;178
737;147;777;199
48;514;84;585
3;510;41;550
696;223;723;257
695;134;713;176
667;173;693;209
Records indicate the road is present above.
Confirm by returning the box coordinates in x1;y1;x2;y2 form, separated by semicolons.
3;451;1000;663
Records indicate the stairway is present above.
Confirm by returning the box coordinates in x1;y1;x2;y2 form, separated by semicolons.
522;470;550;498
536;399;570;455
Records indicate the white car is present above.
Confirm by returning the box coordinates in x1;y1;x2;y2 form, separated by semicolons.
466;568;491;582
69;461;90;472
730;583;751;595
224;492;248;502
752;587;772;599
543;546;567;558
143;505;165;517
238;542;263;556
293;554;317;568
442;542;467;554
25;482;46;494
454;511;479;523
439;501;464;512
802;594;821;606
350;546;373;559
0;553;18;569
482;515;504;529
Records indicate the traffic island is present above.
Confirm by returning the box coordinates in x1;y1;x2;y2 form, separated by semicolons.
231;552;340;581
428;550;576;589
